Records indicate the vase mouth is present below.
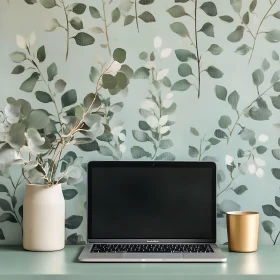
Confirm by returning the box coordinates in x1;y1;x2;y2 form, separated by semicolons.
26;183;61;187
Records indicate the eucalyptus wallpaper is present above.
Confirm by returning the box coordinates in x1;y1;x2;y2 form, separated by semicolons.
1;0;280;245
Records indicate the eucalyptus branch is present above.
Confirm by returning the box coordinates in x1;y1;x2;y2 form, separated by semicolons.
101;0;112;56
61;0;70;61
274;231;280;245
134;0;139;33
194;0;201;99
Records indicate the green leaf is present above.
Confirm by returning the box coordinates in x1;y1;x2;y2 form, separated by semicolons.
37;45;46;62
116;72;129;89
155;152;175;161
11;65;25;74
112;7;121;22
189;146;199;158
27;110;50;129
230;0;242;13
171;79;191;91
77;140;99;151
73;32;95;46
199;22;214;37
61;89;77;108
120;64;134;79
89;67;100;83
271;70;280;84
40;0;56;9
262;220;276;235
0;228;4;240
72;3;86;14
272;50;279;61
102;74;118;89
178;63;192;77
70;17;83;30
167;5;188;18
265;30;280;43
163;77;172;87
7;123;25;149
218;115;232;129
249;98;272;121
215;129;228;139
252;69;264;86
227;26;245;42
170;22;189;37
0;185;9;193
206;66;224;78
139;11;155;23
271;95;280;109
243;11;249;24
0;213;17;223
131;146;152;159
262;58;270;71
232;185;248;195
175;0;189;2
200;2;217;16
208;138;220;145
272;168;280;179
256;146;267;154
35;91;52;103
65;215;83;229
20;72;40;92
24;0;37;4
55;79;67;93
219;15;234;22
89;6;101;18
228;90;240;110
215;85;227;100
139;121;151;131
139;52;148;60
272;149;280;160
273;11;280;19
113;48;126;63
276;196;280;207
262;205;280;219
124;15;135;26
132;130;153;143
175;49;197;61
47;62;57;81
133;67;150;79
159;139;173;149
139;0;154;4
249;0;257;13
238;148;245;158
236;44;251;55
99;146;113;156
208;44;223;55
162;103;176;115
9;52;26;63
0;198;13;212
190;127;199;136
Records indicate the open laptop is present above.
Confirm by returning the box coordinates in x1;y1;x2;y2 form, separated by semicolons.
79;161;226;262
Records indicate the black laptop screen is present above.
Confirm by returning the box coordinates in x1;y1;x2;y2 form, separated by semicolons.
88;162;215;241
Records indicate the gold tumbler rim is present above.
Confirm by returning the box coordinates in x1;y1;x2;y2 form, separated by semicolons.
226;211;259;216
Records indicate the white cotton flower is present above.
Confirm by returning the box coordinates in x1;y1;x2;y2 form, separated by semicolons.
154;36;162;49
225;155;234;165
255;157;266;167
256;168;264;178
157;69;169;81
160;126;169;134
258;134;268;142
248;164;256;174
119;144;126;154
16;34;26;49
160;48;172;59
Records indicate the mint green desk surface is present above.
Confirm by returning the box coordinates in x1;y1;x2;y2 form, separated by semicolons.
0;245;279;279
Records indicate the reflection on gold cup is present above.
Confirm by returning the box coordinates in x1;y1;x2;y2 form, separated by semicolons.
226;211;259;253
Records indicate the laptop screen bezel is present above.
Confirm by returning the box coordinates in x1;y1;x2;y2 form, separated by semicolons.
87;161;216;243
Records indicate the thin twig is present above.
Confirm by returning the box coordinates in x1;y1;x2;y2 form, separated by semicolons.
61;0;70;61
102;0;112;56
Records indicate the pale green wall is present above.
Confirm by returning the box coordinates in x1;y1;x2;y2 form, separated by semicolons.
1;0;280;245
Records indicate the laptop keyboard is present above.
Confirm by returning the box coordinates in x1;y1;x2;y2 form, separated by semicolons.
91;244;214;253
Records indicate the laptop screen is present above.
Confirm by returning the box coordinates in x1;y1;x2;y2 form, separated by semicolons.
87;162;215;241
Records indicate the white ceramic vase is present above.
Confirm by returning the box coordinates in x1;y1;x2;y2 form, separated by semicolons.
23;183;65;251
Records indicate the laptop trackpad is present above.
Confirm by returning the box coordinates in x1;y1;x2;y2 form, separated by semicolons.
123;253;183;259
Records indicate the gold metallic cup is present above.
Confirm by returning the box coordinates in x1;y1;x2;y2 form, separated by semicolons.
226;211;259;252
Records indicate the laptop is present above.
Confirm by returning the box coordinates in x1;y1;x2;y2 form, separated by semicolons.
79;161;226;262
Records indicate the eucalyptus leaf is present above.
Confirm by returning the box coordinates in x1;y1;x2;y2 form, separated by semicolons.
218;115;232;129
227;26;245;42
124;15;135;26
199;22;214;37
215;85;227;100
252;69;264;86
167;5;188;18
219;15;234;22
171;79;191;91
69;17;83;30
20;73;40;92
200;2;217;16
72;3;86;14
208;44;223;55
262;204;280;219
102;74;118;89
249;0;257;13
37;45;46;62
133;67;150;79
73;32;95;46
271;95;280;109
139;11;155;23
89;67;100;83
243;12;249;24
159;139;173;149
272;50;279;61
113;48;126;63
256;146;267;154
47;62;57;81
214;129;228;139
265;30;280;43
208;138;220;145
26;110;50;129
112;7;121;22
89;6;101;18
262;58;270;71
273;11;280;19
55;79;66;93
0;228;4;240
65;215;83;229
99;146;113;156
189;146;199;158
11;65;25;74
230;0;242;13
0;185;9;193
139;0;154;4
170;22;189;38
40;0;56;9
10;52;26;63
262;220;276;235
175;49;197;61
190;127;199;136
131;146;152;159
7;123;25;149
132;130;153;143
155;152;175;161
228;90;240;110
35;91;52;103
232;185;248;195
0;213;17;223
272;149;280;160
236;44;251;55
61;89;77;108
206;66;223;78
178;63;192;77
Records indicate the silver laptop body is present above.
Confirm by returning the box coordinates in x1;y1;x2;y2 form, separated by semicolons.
79;161;226;263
